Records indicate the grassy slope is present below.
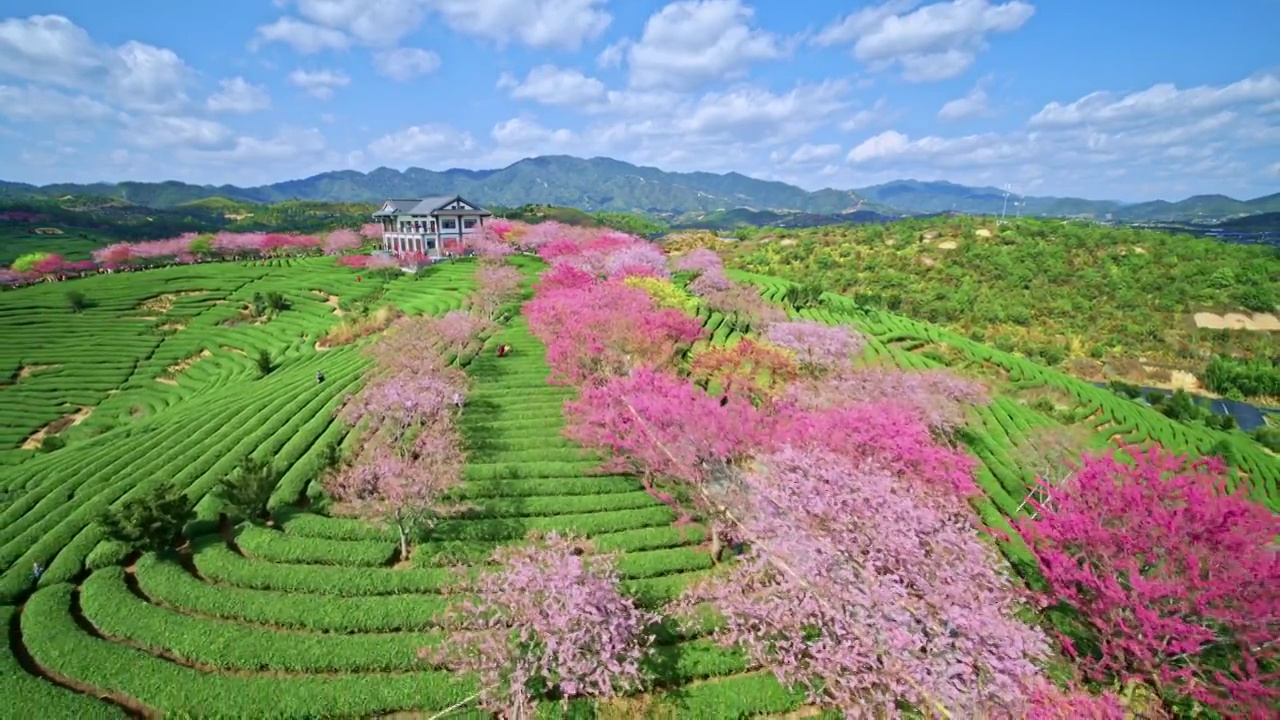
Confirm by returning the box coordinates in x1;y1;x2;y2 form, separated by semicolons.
697;216;1280;400
0;256;1275;716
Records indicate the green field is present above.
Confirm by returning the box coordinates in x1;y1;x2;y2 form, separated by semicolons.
0;254;1276;717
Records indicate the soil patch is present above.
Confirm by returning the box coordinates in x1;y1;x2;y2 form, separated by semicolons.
156;349;211;385
22;406;93;450
139;291;204;314
16;363;60;380
221;346;247;356
1192;312;1280;331
936;240;958;250
974;228;993;238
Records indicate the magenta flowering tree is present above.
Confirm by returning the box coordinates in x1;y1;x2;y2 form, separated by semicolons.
93;243;134;265
564;367;764;501
525;280;703;386
687;266;733;295
771;400;979;497
32;253;67;275
675;446;1051;716
532;263;594;293
323;229;363;254
359;223;384;239
474;264;524;320
428;532;657;715
1015;445;1280;717
762;320;865;377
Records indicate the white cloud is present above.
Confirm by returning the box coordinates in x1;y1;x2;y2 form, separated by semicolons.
123;116;236;150
498;65;606;106
0;85;116;122
251;16;351;53
937;82;991;120
847;128;1028;167
373;47;441;80
0;15;193;112
603;0;786;91
177;128;328;165
816;0;1034;82
367;123;478;163
425;0;612;50
288;69;351;99
772;143;843;165
1029;72;1280;128
206;77;272;113
293;0;430;45
1267;161;1280;177
492;117;579;148
840;98;890;131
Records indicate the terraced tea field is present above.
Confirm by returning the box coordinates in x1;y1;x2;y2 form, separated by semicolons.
0;258;1275;717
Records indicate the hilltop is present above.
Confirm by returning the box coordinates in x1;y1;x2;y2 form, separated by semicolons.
5;156;1279;221
672;216;1280;404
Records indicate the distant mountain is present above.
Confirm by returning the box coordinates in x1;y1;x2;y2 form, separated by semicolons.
2;156;1277;222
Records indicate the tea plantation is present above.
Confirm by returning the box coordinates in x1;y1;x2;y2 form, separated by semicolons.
0;255;1275;717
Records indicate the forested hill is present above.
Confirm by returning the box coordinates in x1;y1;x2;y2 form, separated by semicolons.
4;155;1279;221
670;216;1280;404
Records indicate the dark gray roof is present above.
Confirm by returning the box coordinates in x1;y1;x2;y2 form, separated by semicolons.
371;195;490;217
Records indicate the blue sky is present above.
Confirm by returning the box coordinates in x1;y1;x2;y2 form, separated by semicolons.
1;1;1277;202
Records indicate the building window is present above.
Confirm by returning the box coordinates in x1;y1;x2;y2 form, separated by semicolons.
441;218;457;230
463;218;477;229
427;240;436;250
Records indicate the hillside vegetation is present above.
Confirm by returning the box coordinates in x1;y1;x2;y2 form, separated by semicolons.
0;222;1276;717
680;217;1280;402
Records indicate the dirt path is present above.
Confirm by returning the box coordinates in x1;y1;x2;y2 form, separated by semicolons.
21;406;93;450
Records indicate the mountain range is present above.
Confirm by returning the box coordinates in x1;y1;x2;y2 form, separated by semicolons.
2;155;1278;223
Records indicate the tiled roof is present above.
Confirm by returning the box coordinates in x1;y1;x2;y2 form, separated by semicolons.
372;195;490;217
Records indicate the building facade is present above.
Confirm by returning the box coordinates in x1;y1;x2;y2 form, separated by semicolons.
371;195;492;259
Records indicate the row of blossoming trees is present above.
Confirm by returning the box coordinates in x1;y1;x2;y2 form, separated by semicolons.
0;225;386;287
320;237;526;558
403;223;1277;718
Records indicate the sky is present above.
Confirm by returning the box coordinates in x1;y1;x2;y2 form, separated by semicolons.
0;1;1278;203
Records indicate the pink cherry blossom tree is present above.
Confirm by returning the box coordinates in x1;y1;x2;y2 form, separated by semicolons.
785;366;990;435
525;280;703;386
762;320;865;377
325;431;462;561
426;532;657;716
1015;445;1280;717
674;446;1051;716
474;264;524;320
323;229;363;254
672;247;724;276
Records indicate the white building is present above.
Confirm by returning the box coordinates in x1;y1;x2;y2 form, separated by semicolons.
372;195;492;259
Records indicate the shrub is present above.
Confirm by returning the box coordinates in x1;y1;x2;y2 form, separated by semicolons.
97;482;193;553
66;290;88;312
255;349;274;376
